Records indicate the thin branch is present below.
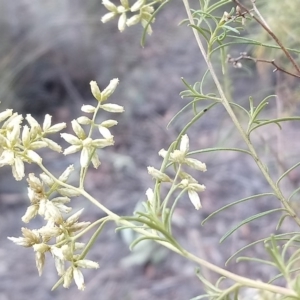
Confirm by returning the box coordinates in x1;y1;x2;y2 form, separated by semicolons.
232;0;300;75
227;52;300;79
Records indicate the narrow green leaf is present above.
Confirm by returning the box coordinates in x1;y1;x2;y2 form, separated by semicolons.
202;193;274;225
220;208;284;243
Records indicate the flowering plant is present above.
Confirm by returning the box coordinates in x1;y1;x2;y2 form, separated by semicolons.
5;0;300;298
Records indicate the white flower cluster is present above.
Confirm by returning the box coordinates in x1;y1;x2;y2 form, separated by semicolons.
147;134;206;210
101;0;158;34
7;78;123;290
61;79;123;169
8;170;97;290
0;112;66;180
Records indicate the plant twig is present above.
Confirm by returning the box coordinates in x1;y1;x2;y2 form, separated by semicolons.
227;52;300;79
232;0;300;75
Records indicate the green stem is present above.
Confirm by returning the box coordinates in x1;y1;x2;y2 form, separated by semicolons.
38;162;297;297
182;0;300;228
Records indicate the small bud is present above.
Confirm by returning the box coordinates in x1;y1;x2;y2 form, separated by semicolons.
73;268;85;291
101;12;117;23
63;267;74;289
90;81;102;101
185;158;207;172
0;109;13;123
22;205;38;223
61;133;81;145
131;0;145;12
147;167;172;182
76;260;99;269
99;126;112;139
188;190;201;210
118;13;127;32
59;165;74;182
22;125;30;147
57;188;81;197
102;0;117;12
180;134;189;153
100;120;118;127
100;103;124;113
43;114;52;131
42;138;62;152
46;123;67;133
40;173;54;187
81;105;96;114
77;116;91;125
101;78;119;102
126;14;141;26
26;150;42;164
80;147;91;168
12;157;25;181
71;120;86;140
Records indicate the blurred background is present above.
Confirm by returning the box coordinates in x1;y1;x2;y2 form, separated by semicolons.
0;0;300;299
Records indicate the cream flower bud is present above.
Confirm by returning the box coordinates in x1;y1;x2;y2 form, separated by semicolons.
99;126;112;139
77;116;91;125
101;78;119;102
81;104;96;113
180;134;189;153
54;257;65;276
51;196;71;204
158;148;167;158
63;267;74;289
92;138;114;148
22;205;38;223
45;200;63;224
147;167;172;182
118;13;127;32
35;251;45;276
3;113;23;129
46;122;66;133
71;120;86;140
120;0;129;9
26;150;42;163
42;138;62;152
43;114;52;131
80;147;90;168
57;188;81;197
66;208;84;225
22;125;30;147
76;260;99;269
0;109;13;123
126;14;141;26
59;165;74;182
12;157;25;181
131;0;145;12
90;81;102;101
0;150;14;166
61;133;81;145
185;158;207;172
102;0;117;12
188;190;201;210
30;141;48;150
39;226;61;241
26;114;41;132
7;123;20;142
100;120;118;127
100;103;124;113
101;12;117;23
40;173;54;187
146;188;154;207
73;267;85;291
91;153;101;169
63;145;82;155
